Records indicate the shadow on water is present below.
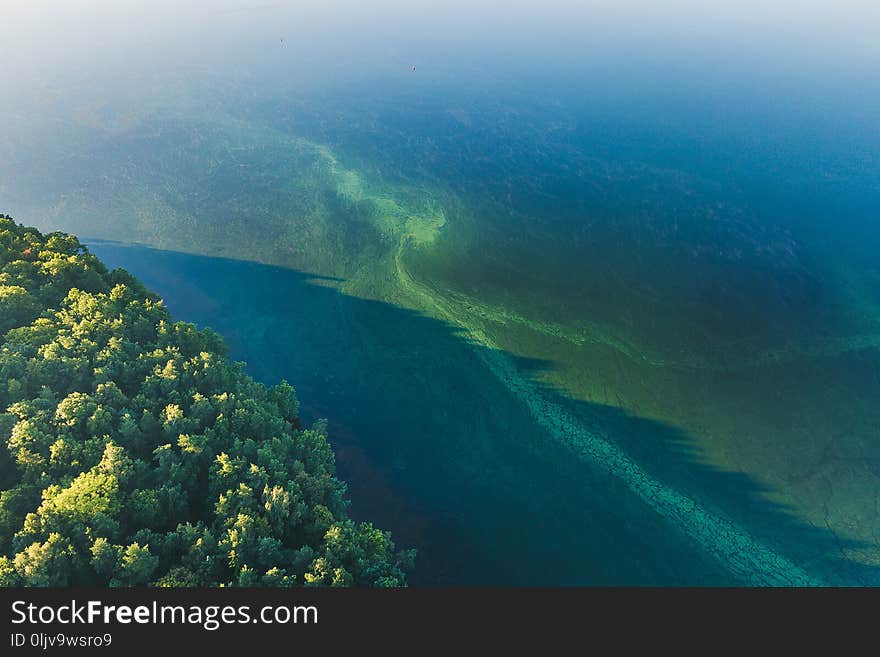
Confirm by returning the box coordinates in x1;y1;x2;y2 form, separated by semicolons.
89;240;880;586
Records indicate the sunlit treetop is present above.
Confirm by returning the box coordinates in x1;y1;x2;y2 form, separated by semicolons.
0;215;413;587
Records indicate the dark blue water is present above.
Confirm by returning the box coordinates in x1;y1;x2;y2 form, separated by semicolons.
88;239;880;585
91;241;744;585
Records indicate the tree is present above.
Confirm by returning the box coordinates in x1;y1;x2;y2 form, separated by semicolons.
0;216;411;587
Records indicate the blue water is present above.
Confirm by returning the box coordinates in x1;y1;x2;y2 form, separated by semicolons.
3;1;880;585
91;242;743;585
87;239;880;585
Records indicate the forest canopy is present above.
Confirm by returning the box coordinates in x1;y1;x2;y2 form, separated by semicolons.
0;214;412;586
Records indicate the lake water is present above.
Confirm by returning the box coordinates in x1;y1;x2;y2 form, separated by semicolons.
88;239;878;585
89;241;736;585
4;1;880;584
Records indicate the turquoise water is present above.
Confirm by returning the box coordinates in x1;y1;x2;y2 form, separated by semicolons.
90;242;736;585
4;2;880;585
88;242;877;585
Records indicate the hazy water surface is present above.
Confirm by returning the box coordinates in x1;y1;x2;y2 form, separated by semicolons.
3;1;880;584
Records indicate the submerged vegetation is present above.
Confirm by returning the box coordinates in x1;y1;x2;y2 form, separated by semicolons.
0;214;412;587
5;91;880;585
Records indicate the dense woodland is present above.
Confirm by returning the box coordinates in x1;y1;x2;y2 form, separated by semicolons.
0;214;412;586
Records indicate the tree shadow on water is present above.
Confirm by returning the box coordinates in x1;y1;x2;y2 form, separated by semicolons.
90;241;880;586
